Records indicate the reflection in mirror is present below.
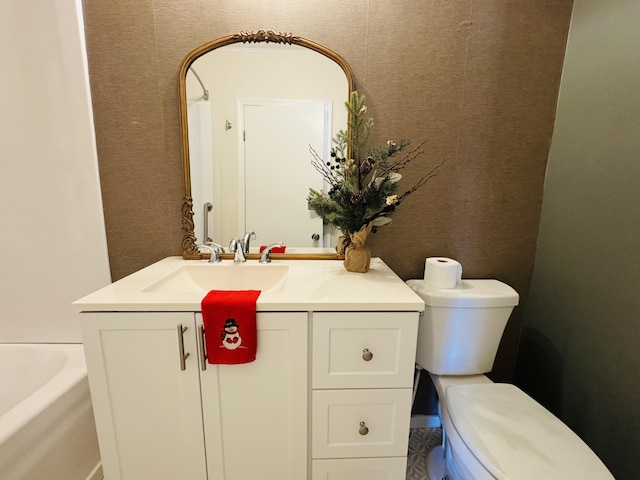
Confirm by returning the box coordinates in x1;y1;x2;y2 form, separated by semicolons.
179;31;354;259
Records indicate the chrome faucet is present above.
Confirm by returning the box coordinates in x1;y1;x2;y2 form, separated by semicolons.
198;243;224;263
259;242;284;264
242;231;256;254
229;237;246;264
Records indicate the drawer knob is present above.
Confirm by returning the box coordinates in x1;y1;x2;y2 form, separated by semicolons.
362;348;373;361
359;421;369;436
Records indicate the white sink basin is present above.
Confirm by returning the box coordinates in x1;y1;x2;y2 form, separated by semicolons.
142;264;289;293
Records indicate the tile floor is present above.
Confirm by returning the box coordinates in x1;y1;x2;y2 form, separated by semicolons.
406;427;443;480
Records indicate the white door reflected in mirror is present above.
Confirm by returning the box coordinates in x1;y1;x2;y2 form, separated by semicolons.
241;100;329;248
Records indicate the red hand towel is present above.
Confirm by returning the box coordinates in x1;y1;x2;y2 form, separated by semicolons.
201;290;261;364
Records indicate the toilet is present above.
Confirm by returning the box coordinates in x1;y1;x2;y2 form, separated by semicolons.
407;278;615;480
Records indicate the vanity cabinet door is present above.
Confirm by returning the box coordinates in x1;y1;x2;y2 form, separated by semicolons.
81;312;207;480
197;312;308;480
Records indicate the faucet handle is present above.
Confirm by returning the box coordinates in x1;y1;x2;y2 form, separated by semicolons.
229;237;240;252
198;244;222;263
259;242;284;264
243;230;256;253
205;242;225;253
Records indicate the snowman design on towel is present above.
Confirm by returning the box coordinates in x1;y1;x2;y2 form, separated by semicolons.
221;318;243;350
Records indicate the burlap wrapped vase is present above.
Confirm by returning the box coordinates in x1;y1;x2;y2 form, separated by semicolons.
335;235;348;255
343;223;373;273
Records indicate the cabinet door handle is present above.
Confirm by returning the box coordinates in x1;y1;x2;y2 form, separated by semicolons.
362;348;373;361
359;421;369;436
197;325;207;371
177;324;190;371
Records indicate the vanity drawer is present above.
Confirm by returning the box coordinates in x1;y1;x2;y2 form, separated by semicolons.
312;457;407;479
312;312;418;389
312;388;412;459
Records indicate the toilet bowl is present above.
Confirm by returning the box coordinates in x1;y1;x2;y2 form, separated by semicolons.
407;278;615;480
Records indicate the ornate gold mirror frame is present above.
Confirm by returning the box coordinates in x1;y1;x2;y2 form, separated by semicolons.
178;30;355;260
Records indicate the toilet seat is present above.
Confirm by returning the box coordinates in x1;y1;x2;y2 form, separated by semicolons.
444;383;614;479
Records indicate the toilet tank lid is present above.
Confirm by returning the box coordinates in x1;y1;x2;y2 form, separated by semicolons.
445;383;614;480
406;279;519;308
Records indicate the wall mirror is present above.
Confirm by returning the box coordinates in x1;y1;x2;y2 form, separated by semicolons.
179;30;355;259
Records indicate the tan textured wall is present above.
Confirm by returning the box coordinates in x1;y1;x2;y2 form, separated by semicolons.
82;0;572;381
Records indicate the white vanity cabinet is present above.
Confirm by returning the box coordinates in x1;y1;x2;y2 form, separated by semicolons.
76;257;425;480
81;311;308;480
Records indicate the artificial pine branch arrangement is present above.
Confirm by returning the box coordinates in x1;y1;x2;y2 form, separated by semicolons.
308;91;445;242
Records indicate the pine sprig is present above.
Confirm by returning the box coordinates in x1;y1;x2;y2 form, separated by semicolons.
307;91;445;235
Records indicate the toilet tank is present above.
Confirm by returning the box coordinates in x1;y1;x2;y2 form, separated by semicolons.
406;279;519;375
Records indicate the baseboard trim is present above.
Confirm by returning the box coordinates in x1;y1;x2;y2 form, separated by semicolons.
410;414;441;428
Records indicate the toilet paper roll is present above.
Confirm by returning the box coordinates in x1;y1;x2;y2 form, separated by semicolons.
424;257;462;289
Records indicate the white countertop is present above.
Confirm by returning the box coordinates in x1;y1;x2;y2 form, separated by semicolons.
74;256;425;312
